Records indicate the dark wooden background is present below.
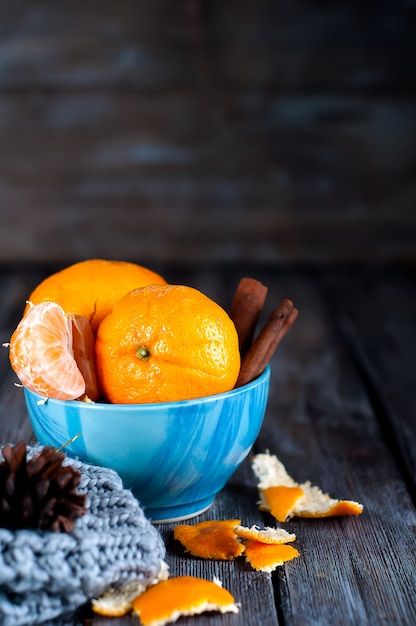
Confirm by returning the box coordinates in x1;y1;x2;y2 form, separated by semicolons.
0;0;415;266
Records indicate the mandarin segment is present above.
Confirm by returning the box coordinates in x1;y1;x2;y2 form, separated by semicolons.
95;284;241;404
244;540;300;572
131;576;239;626
8;301;86;400
174;519;245;560
26;258;167;334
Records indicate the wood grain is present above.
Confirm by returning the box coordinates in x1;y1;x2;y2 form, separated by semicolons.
321;265;416;496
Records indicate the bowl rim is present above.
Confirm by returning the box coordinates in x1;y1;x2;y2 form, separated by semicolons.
23;365;271;411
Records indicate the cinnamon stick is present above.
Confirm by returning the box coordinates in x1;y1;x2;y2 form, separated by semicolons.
234;298;298;388
229;277;268;355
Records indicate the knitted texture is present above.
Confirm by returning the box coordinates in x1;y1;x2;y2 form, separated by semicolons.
0;444;167;626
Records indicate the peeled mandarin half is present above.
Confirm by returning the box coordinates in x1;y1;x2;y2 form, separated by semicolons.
131;576;239;626
8;301;97;401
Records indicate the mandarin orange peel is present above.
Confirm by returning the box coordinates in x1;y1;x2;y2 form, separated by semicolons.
174;519;300;575
244;540;300;572
131;576;239;626
234;524;296;544
252;451;363;521
92;562;169;617
174;519;245;560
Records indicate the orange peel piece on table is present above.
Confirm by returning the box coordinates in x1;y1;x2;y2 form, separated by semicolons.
92;580;155;617
92;562;169;616
252;451;363;520
174;519;245;560
131;576;239;626
244;540;300;572
262;485;305;523
235;524;296;544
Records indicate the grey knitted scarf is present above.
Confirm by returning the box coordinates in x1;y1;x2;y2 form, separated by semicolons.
0;444;167;626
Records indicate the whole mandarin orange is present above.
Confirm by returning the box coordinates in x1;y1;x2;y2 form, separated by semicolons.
26;259;166;334
95;284;241;404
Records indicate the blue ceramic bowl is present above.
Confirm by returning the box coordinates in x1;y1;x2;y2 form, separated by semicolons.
24;366;270;523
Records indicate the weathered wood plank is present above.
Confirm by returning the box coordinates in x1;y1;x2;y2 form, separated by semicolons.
321;264;416;494
0;88;415;264
0;0;413;93
0;0;415;267
0;1;415;266
0;1;193;90
1;92;413;178
0;270;39;444
0;369;34;445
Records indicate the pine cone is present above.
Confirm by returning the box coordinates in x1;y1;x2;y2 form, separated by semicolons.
0;441;87;532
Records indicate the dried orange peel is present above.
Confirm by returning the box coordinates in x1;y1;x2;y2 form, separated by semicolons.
234;524;296;544
244;541;300;573
92;561;169;617
131;576;239;626
174;519;245;560
252;451;364;521
235;524;299;572
92;580;157;617
261;485;305;523
174;519;299;572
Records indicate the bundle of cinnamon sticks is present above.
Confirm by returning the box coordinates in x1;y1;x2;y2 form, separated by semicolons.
229;277;298;388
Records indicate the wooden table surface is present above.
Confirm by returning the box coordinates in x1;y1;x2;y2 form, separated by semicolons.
0;261;415;626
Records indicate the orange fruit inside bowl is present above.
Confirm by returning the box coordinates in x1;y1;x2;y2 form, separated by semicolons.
95;284;241;404
26;258;167;335
9;263;241;405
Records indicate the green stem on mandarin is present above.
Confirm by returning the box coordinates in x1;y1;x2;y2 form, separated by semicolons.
136;345;151;361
